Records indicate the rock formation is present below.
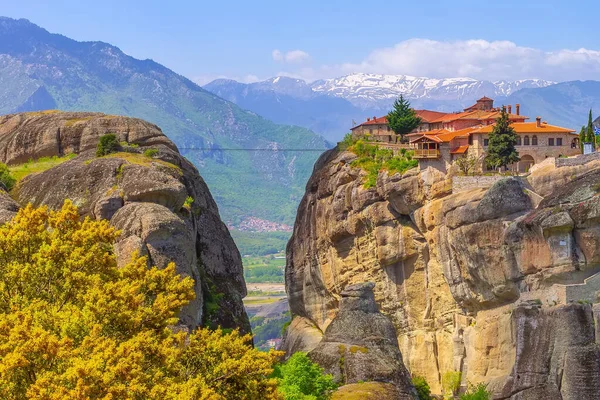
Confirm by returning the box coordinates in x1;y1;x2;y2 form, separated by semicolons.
285;147;600;399
307;282;418;399
0;111;249;332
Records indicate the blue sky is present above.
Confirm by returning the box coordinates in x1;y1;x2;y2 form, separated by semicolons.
3;0;600;83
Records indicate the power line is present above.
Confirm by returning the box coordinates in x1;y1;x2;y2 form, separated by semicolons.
178;148;328;152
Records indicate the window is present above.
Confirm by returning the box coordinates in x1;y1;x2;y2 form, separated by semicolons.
532;135;538;145
468;135;473;145
548;138;554;146
524;136;530;145
387;126;390;132
483;138;489;147
557;138;563;146
516;136;522;146
369;129;373;134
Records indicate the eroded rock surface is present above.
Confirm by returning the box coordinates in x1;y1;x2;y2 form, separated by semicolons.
0;111;249;332
286;148;600;398
308;282;418;398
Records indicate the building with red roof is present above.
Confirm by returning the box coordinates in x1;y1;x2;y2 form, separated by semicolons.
350;96;580;173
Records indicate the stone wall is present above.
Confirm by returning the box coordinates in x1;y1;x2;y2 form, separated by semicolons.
556;151;600;167
452;175;507;193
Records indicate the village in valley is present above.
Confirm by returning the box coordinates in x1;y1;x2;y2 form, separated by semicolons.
350;96;588;175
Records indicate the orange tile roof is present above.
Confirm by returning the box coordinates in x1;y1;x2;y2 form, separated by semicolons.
450;145;470;154
477;122;575;134
431;110;528;124
414;109;449;123
410;134;444;144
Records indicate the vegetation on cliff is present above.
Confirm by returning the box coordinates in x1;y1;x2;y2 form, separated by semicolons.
341;135;418;188
0;201;281;399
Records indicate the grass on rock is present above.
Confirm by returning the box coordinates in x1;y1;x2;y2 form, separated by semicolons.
9;154;77;183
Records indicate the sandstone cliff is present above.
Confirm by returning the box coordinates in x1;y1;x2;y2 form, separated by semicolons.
285;148;600;399
0;111;249;332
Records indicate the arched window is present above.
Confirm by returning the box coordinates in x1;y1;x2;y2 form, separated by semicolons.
532;135;538;145
516;136;522;146
524;135;530;145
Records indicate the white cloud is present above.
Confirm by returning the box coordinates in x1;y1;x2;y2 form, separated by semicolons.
272;49;311;64
278;39;600;82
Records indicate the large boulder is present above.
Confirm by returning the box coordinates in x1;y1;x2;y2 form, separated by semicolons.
0;111;249;333
307;282;418;399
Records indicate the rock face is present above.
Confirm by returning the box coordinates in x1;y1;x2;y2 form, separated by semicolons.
307;282;418;398
0;111;249;332
285;147;600;398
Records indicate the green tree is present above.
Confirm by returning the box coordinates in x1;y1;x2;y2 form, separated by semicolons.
484;107;520;171
586;109;596;147
412;376;433;400
387;95;422;141
580;126;586;152
459;382;491;400
275;352;337;400
96;133;120;156
0;162;16;191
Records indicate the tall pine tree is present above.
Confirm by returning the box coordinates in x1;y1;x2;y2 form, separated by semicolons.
580;126;586;152
387;95;422;142
587;109;596;147
485;106;520;171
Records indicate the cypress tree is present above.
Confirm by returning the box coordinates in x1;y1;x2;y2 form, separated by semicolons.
485;107;520;171
387;95;422;142
587;109;596;147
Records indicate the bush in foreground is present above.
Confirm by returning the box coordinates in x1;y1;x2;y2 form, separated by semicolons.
274;352;337;400
0;201;282;399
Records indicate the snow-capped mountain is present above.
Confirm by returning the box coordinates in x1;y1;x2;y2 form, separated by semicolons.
310;73;555;109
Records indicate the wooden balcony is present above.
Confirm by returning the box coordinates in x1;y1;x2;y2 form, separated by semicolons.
413;149;441;159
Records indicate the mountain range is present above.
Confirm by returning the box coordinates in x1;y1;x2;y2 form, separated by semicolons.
205;74;572;141
0;17;329;226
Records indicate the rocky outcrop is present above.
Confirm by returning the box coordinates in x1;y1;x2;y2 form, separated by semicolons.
285;147;600;398
307;282;418;398
0;111;249;332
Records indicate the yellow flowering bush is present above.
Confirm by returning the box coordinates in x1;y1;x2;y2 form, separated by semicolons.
0;201;282;399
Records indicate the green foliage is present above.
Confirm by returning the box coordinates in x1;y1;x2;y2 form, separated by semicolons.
349;140;418;188
144;148;159;158
586;109;596;146
386;95;422;139
183;195;194;210
231;230;291;256
7;154;77;184
580;126;586;152
442;371;462;397
454;155;478;175
96;133;120;157
485;107;520;170
0;162;16;191
338;133;356;150
275;352;338;400
412;376;433;400
459;383;491;400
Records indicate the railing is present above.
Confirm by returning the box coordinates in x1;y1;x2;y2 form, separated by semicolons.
413;149;441;159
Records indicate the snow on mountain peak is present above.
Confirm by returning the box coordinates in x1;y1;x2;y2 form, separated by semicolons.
310;73;554;109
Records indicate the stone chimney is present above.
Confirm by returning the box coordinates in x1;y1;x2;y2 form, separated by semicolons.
373;116;377;121
367;117;371;122
508;105;512;114
536;116;542;127
516;104;520;116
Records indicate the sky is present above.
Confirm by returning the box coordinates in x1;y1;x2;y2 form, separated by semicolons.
2;0;600;84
